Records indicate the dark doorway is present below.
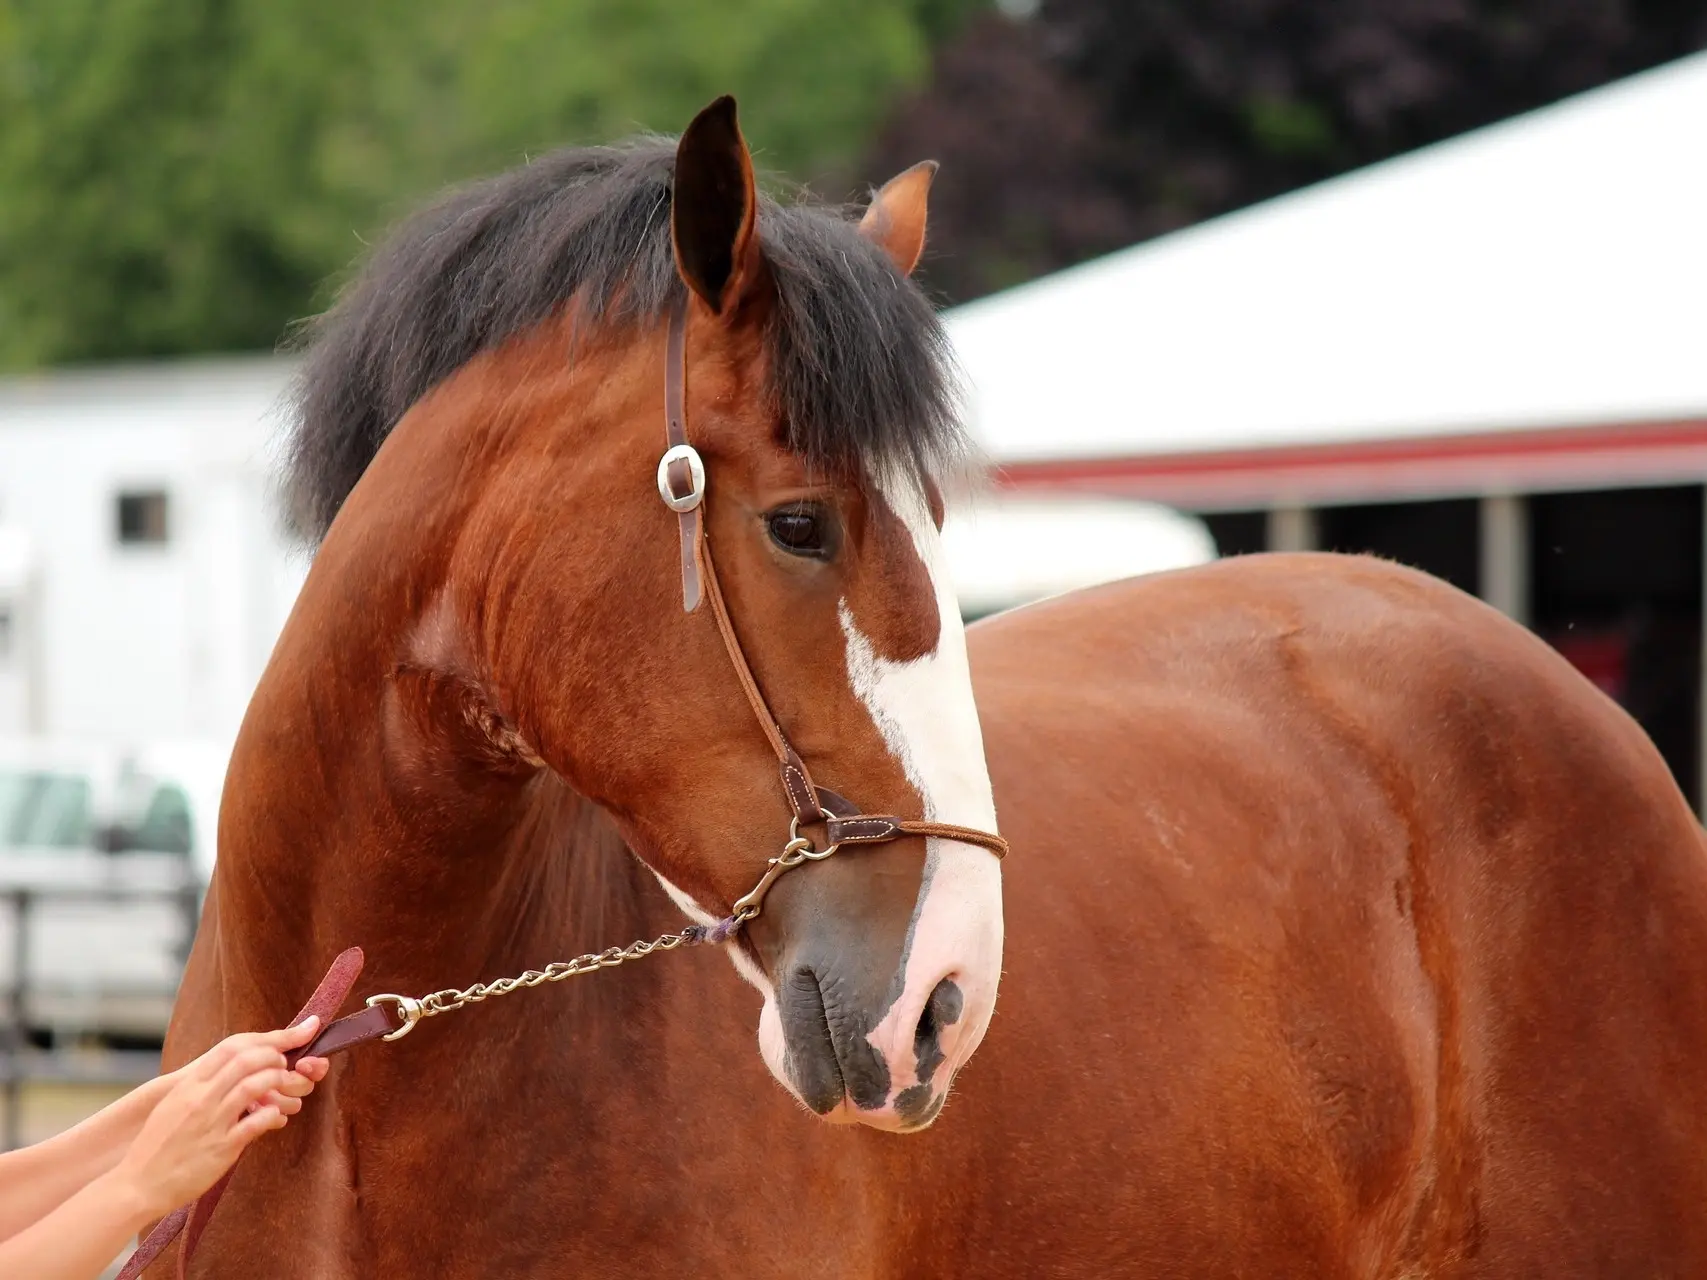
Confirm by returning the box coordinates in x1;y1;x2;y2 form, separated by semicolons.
1200;510;1267;558
1317;498;1481;597
1530;485;1703;810
115;489;170;546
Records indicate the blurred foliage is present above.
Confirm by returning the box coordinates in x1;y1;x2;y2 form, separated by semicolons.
6;0;1703;366
0;0;981;368
865;0;1707;303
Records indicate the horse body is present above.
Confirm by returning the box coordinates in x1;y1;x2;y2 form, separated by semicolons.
169;550;1707;1276
150;98;1707;1276
956;552;1707;1276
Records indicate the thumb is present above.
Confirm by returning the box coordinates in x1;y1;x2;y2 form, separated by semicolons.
269;1015;321;1051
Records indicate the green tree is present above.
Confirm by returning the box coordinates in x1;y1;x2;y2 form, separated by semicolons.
0;0;975;368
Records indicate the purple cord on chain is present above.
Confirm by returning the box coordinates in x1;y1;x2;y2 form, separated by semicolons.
681;914;744;945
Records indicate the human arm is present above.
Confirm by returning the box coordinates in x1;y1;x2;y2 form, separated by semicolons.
0;1019;328;1242
0;1019;327;1280
0;1157;160;1280
0;1068;175;1241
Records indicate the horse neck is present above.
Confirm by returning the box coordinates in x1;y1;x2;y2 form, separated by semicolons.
211;552;660;1027
214;327;678;1022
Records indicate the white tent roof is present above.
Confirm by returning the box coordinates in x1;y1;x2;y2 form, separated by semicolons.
947;51;1707;469
941;495;1214;615
0;530;31;592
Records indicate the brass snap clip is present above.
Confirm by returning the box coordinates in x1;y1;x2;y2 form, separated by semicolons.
365;992;424;1042
729;820;846;924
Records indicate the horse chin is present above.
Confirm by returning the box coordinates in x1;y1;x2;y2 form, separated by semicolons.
815;1098;863;1126
756;990;803;1094
756;994;953;1132
810;1088;952;1133
756;992;855;1124
850;1092;950;1133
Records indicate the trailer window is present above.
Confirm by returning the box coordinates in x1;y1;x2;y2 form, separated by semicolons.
115;490;170;546
127;784;194;855
0;771;93;848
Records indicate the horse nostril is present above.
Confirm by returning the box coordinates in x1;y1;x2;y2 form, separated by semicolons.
914;997;938;1053
913;977;964;1084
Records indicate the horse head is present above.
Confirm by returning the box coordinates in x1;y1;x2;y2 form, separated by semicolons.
284;97;1002;1132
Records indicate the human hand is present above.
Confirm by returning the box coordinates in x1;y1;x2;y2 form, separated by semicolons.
253;1051;330;1117
112;1017;324;1218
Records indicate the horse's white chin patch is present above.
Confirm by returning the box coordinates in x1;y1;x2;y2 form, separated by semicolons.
757;992;833;1113
649;870;773;997
654;871;816;1106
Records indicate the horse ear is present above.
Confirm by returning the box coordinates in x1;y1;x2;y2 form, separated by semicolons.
858;160;938;277
672;96;761;316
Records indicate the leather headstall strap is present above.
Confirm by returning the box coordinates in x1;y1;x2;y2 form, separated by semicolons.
657;296;705;612
654;295;1008;867
116;948;391;1280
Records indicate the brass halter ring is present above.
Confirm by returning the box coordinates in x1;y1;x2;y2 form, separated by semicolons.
787;814;842;862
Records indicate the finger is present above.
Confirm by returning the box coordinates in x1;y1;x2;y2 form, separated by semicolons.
184;1037;243;1083
229;1104;286;1151
204;1037;285;1078
186;1015;320;1084
203;1029;276;1059
208;1046;289;1100
262;1017;321;1051
276;1071;322;1105
244;1087;305;1116
222;1067;296;1118
206;1063;284;1120
274;1072;316;1100
294;1057;330;1084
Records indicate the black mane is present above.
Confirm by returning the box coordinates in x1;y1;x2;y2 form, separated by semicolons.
283;138;964;541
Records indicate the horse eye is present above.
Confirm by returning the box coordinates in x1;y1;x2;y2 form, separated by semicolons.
766;504;837;560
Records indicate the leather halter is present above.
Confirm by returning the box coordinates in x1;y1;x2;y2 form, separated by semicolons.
654;296;1008;891
115;297;1005;1280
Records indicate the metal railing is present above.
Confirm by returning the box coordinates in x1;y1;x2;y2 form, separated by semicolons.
0;878;200;1151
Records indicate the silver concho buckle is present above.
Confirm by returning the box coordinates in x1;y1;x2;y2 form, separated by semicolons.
656;444;706;513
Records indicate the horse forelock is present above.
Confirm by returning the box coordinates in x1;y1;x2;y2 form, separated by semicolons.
281;137;967;544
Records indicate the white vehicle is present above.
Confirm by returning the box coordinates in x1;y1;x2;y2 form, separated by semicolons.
0;738;225;1041
941;495;1216;621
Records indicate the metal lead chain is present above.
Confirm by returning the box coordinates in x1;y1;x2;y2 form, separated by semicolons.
363;818;848;1044
365;930;701;1041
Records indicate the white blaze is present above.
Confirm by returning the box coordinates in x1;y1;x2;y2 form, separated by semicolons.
678;475;1004;1122
838;476;1005;1115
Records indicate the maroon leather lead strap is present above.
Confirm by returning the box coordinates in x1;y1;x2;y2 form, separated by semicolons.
115;947;397;1280
115;1205;189;1280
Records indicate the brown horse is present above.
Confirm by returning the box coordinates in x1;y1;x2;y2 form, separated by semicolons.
149;98;1707;1278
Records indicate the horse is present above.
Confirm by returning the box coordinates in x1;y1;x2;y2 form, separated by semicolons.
147;96;1707;1278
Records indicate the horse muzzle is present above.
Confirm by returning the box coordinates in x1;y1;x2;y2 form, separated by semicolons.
756;843;1003;1131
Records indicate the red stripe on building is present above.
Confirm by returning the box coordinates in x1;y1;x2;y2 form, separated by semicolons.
993;418;1707;509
